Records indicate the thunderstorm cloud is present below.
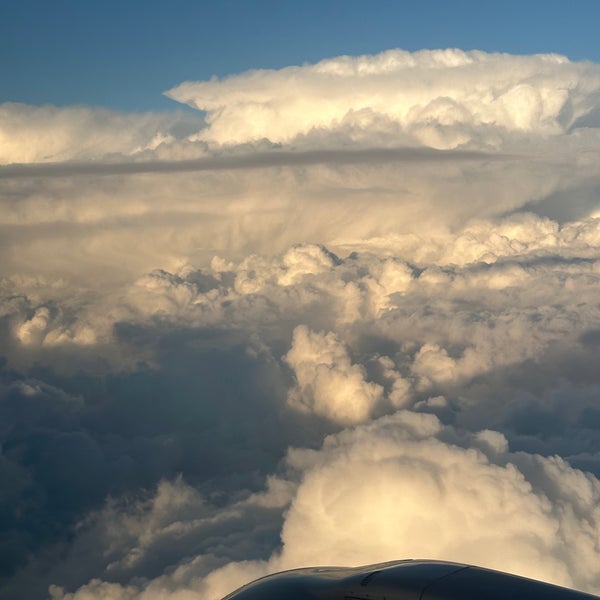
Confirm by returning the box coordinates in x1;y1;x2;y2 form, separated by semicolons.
0;49;599;599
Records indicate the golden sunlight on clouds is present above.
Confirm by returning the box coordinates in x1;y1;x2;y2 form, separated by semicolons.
1;49;599;599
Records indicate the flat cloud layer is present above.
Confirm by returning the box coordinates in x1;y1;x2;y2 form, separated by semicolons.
0;49;600;599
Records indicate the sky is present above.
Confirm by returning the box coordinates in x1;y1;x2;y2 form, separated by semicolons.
1;3;600;600
2;0;600;110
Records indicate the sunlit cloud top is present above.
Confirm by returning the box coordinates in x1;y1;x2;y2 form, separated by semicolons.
167;49;600;148
0;44;599;600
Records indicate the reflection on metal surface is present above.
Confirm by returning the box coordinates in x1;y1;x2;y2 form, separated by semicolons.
223;559;600;600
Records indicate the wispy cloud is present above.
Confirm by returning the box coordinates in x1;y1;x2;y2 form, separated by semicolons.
0;146;505;179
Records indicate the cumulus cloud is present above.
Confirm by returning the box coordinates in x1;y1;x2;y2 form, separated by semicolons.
284;325;383;425
1;48;600;600
275;412;600;591
43;413;600;599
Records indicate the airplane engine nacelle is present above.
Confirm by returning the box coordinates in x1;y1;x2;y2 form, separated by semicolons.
222;559;600;600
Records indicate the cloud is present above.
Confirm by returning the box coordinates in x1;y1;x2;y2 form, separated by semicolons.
0;103;203;165
274;412;600;591
0;48;600;600
0;146;500;179
166;49;600;148
44;413;600;599
284;325;384;425
2;211;597;597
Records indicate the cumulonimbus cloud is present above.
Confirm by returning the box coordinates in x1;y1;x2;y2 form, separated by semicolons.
1;48;599;600
166;49;600;148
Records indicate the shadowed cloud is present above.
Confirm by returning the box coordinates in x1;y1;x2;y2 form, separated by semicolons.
0;147;504;179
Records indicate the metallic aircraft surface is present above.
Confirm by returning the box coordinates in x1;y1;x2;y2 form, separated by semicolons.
222;559;599;600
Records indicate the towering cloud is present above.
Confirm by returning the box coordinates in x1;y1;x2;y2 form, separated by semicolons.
0;49;599;599
166;49;600;148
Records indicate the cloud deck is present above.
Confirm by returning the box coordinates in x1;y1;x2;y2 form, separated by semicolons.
0;49;599;599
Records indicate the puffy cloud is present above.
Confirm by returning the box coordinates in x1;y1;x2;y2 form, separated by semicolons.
45;413;600;599
284;325;383;425
1;48;600;600
4;215;596;597
167;49;600;148
27;475;290;600
273;413;600;593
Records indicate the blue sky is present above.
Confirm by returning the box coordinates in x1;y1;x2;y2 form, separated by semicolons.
2;0;600;111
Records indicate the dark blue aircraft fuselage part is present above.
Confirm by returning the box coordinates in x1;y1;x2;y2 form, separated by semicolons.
222;559;600;600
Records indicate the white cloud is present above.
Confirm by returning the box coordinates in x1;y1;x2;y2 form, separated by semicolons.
1;48;600;600
167;49;600;148
48;413;600;599
273;413;600;592
0;103;202;165
284;325;383;425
